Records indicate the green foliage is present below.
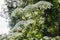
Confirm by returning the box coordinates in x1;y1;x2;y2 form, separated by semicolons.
44;0;60;36
9;1;52;40
1;0;60;40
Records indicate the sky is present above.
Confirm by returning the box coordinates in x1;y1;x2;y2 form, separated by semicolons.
0;0;10;34
0;16;10;34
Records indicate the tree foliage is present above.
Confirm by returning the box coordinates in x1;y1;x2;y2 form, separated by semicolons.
0;0;60;40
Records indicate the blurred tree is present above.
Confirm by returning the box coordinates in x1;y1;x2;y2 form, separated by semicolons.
5;0;43;28
43;0;60;36
1;0;60;40
6;0;60;36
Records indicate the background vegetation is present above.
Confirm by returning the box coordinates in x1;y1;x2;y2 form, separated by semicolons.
0;0;60;40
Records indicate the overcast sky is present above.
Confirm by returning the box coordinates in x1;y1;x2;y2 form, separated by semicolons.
0;0;10;34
